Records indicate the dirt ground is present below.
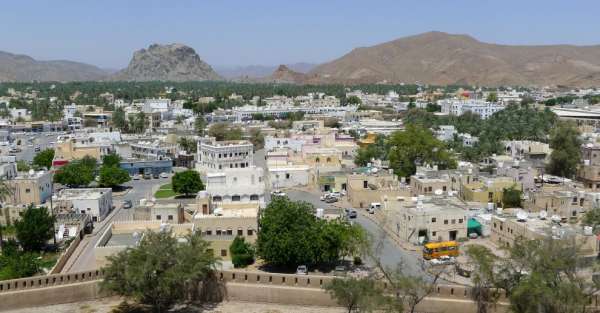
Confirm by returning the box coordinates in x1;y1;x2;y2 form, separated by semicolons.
3;298;346;313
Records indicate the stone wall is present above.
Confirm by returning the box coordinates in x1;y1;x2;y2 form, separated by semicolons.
1;269;599;312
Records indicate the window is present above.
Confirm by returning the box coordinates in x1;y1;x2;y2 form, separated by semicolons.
247;229;254;236
442;186;447;191
250;194;259;201
168;215;173;221
237;228;243;236
458;219;463;223
363;181;368;189
326;157;331;162
216;229;222;235
432;231;437;237
227;229;233;236
156;215;162;220
25;188;30;193
444;220;448;225
232;195;241;202
286;173;290;179
431;218;436;223
213;196;222;202
205;229;212;235
221;249;227;257
451;219;456;224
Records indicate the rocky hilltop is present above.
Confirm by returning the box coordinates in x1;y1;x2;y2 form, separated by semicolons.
310;31;600;87
0;51;107;82
263;65;309;84
111;43;221;81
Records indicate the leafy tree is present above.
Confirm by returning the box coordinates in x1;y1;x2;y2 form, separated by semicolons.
229;236;254;268
387;125;457;177
53;157;96;187
194;116;206;136
466;245;501;313
208;123;243;141
99;166;131;188
425;102;441;112
354;135;388;166
0;240;39;280
14;206;55;252
101;230;220;313
171;170;204;197
486;92;498;102
546;122;581;178
582;207;600;234
346;95;362;105
102;153;121;168
178;137;197;154
16;160;31;172
248;128;264;149
256;197;365;268
502;185;522;208
112;106;127;130
32;149;55;170
324;277;388;313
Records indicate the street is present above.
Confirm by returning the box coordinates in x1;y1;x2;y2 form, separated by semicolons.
284;189;426;278
12;131;59;163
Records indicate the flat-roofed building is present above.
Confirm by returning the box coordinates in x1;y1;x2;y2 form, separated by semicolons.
55;188;113;222
7;170;53;206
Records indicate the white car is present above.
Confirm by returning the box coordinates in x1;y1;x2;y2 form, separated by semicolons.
271;190;286;197
296;265;308;275
132;174;141;180
159;172;169;179
431;255;455;266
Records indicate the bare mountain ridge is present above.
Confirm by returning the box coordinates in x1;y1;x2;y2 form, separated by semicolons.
0;51;108;82
309;31;600;87
111;43;221;81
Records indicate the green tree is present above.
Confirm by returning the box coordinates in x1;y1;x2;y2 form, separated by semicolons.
98;166;131;188
208;123;242;141
387;125;457;177
112;106;127;130
502;185;522;208
16;160;31;172
248;128;264;149
346;95;362;105
582;207;600;234
14;206;55;252
102;153;121;167
229;236;254;268
486;92;498;102
0;240;39;280
32;149;55;170
53;157;96;187
256;197;365;268
324;277;388;313
101;230;220;313
178;137;197;154
194;116;206;136
171;170;204;197
466;245;501;313
354;135;388;166
546;122;581;178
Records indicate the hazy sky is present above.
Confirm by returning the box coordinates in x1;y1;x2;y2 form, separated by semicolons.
1;0;598;68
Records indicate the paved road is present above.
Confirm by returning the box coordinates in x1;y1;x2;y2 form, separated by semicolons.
284;189;426;278
63;177;168;272
12;131;59;162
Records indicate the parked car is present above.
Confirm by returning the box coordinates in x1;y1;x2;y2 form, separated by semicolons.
34;146;41;152
271;189;286;197
334;265;347;277
123;200;133;209
143;173;152;179
159;172;168;179
132;174;141;180
329;191;341;198
153;173;160;179
431;255;455;266
325;196;338;203
296;265;308;275
347;209;357;219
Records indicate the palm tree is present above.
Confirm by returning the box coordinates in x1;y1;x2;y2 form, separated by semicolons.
0;177;13;249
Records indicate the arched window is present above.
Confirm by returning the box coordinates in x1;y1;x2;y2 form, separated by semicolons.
326;157;331;162
250;194;259;201
213;196;222;202
232;195;241;202
315;157;320;163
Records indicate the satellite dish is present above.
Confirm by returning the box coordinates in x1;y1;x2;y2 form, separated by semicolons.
434;189;443;196
539;211;548;220
28;169;35;175
516;211;528;222
550;215;561;223
371;167;379;173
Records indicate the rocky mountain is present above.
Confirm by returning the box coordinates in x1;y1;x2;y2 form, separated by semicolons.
309;31;600;87
0;51;107;82
262;65;310;84
111;43;221;81
215;62;317;79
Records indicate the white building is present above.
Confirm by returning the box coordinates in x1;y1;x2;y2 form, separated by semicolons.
435;125;457;142
55;188;113;222
438;99;505;119
196;138;254;172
